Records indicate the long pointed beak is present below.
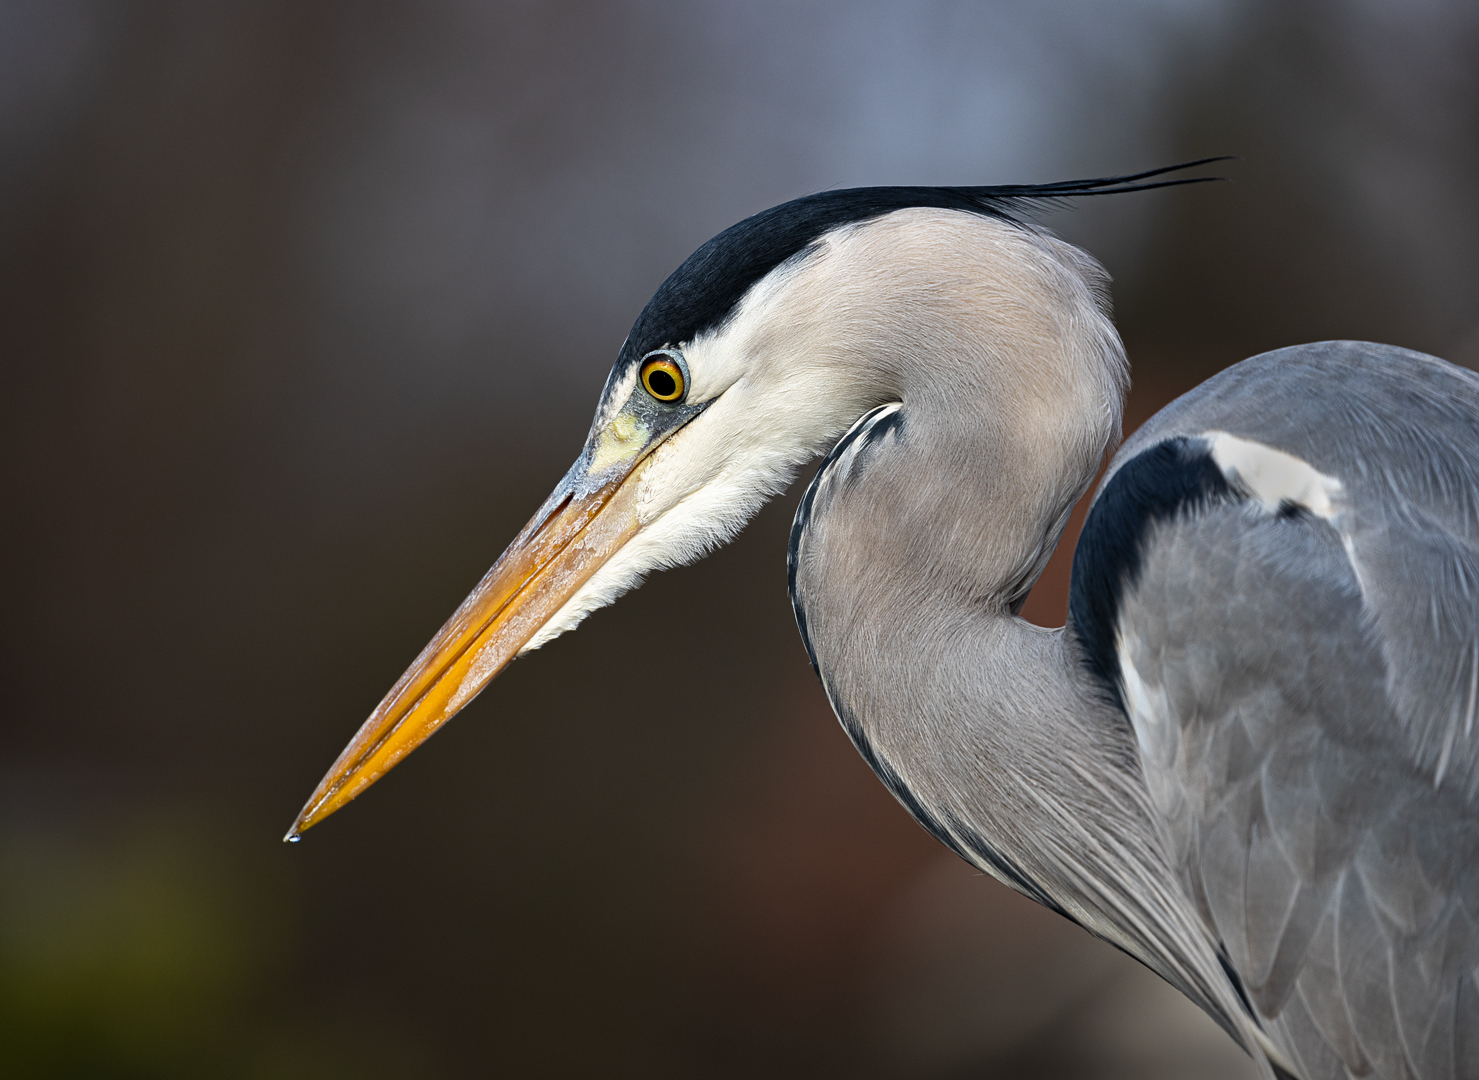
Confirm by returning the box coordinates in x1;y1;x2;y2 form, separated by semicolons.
285;456;651;840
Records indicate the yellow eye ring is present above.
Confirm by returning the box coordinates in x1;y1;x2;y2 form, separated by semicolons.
640;356;686;402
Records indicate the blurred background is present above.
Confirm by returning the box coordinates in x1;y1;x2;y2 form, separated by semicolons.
2;1;1476;1076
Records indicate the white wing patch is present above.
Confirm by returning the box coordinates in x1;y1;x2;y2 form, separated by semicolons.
1116;635;1185;825
1204;431;1343;519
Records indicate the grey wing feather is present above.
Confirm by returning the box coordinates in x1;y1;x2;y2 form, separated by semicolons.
1102;342;1479;1080
1113;340;1479;795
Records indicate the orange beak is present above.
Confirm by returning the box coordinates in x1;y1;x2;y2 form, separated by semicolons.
284;455;653;840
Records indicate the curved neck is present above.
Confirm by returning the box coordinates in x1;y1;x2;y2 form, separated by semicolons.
788;375;1252;1054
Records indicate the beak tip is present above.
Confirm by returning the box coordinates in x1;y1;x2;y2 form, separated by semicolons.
287;454;647;842
283;813;311;843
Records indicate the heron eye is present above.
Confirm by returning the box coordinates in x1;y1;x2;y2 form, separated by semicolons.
640;356;685;402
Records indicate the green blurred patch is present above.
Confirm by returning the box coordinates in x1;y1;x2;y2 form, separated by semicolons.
0;819;274;1078
0;816;437;1080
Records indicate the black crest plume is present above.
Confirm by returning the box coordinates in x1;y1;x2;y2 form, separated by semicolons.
617;157;1232;368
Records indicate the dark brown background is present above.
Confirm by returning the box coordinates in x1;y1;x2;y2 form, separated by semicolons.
2;2;1476;1077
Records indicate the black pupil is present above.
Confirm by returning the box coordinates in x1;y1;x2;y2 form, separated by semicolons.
647;368;677;398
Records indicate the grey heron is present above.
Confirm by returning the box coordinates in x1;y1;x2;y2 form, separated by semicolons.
287;162;1479;1080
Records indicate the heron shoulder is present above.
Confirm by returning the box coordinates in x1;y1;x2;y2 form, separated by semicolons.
1070;343;1479;1077
1082;340;1479;795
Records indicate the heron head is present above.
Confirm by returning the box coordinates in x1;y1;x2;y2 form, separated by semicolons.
286;186;1128;838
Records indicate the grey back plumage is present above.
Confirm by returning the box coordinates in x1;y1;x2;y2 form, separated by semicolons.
1113;342;1479;792
1099;342;1479;1079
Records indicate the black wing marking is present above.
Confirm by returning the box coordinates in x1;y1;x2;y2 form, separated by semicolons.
1068;435;1233;710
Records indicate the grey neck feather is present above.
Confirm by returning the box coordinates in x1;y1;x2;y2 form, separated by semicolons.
785;214;1264;1059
